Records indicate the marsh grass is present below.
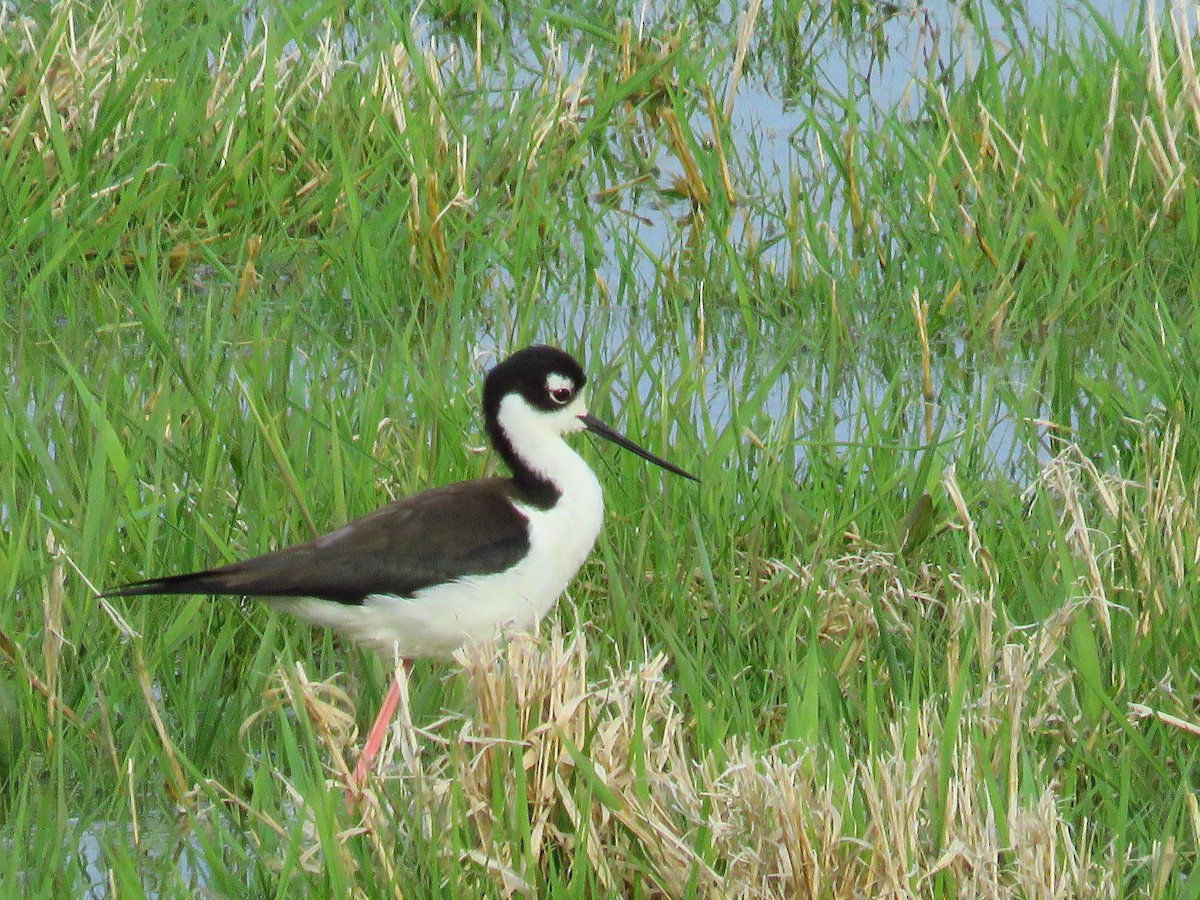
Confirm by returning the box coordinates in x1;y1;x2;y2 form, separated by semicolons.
3;0;1200;896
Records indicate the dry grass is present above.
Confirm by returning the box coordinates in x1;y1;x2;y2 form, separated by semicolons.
5;0;1199;895
320;619;1108;898
1131;0;1200;222
184;430;1200;895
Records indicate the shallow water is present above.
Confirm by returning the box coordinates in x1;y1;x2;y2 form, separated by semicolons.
4;3;1146;889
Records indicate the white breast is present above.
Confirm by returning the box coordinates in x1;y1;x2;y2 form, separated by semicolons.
273;445;605;660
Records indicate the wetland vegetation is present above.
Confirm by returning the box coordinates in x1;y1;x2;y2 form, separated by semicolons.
2;0;1200;895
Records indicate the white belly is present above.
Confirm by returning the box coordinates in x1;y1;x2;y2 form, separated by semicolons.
270;470;604;659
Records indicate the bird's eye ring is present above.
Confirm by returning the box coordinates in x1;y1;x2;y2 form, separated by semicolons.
551;387;572;405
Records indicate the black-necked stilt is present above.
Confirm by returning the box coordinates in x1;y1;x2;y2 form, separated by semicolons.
105;345;698;787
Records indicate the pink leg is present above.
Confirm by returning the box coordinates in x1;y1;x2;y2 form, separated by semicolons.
351;659;413;789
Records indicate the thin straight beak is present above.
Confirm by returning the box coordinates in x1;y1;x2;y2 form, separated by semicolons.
579;414;700;482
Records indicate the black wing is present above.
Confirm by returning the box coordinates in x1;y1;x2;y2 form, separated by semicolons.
105;478;530;605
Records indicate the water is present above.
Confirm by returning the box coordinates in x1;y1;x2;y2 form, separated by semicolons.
8;0;1154;893
197;0;1155;477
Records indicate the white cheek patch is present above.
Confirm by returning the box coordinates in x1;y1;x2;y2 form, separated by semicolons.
562;395;588;432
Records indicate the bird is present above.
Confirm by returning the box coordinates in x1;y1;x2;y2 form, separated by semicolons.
105;345;699;789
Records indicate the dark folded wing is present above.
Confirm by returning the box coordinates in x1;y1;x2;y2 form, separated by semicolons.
105;478;530;605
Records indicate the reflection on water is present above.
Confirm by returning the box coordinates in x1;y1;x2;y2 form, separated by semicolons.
66;817;207;898
11;2;1146;893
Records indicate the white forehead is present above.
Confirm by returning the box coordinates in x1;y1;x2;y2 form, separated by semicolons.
546;373;575;392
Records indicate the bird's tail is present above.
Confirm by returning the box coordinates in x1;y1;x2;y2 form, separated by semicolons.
103;568;248;598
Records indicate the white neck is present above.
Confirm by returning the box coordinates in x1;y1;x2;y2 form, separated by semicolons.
495;393;598;496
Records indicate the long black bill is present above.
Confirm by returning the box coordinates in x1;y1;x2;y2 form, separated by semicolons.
579;414;700;482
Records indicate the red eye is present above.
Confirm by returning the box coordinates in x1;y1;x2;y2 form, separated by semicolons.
551;388;572;404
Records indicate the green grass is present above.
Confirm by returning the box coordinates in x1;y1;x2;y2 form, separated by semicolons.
3;0;1200;895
